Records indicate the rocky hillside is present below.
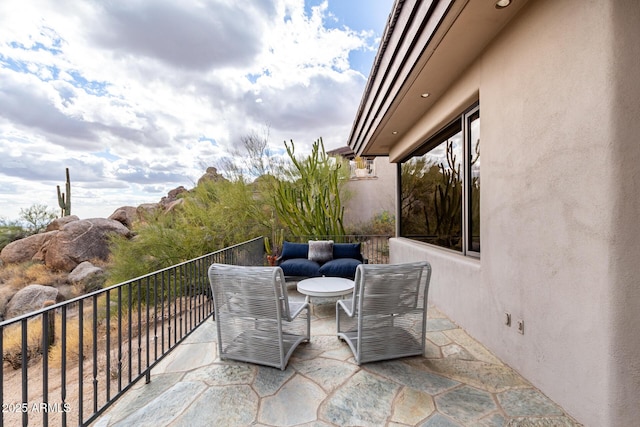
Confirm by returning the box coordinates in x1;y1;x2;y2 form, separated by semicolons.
0;168;227;322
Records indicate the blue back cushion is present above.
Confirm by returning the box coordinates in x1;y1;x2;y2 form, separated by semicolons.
280;241;308;260
333;243;363;261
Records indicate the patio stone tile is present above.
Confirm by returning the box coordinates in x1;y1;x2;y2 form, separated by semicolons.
428;318;458;332
293;335;348;361
311;300;340;317
435;385;497;424
421;413;465;426
366;360;459;394
427;330;454;346
505;416;583;427
173;385;258;427
442;343;476;361
259;374;326;426
183;361;255;386
425;339;442;358
93;303;581;427
319;369;400;426
498;388;564;417
152;341;217;374
98;372;185;425
412;359;529;393
321;344;356;361
390;386;436;425
302;335;343;351
290;345;325;361
252;365;295;396
474;412;506;427
293;356;358;392
444;329;503;365
112;381;206;427
427;305;450;319
310;317;339;335
182;319;218;344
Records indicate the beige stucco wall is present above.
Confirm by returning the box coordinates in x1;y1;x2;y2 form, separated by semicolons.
342;157;396;228
390;0;640;426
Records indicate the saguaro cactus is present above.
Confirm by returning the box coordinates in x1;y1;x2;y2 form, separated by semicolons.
57;167;71;217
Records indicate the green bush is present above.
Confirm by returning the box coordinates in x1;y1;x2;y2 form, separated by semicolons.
107;177;270;303
0;220;28;251
347;211;395;236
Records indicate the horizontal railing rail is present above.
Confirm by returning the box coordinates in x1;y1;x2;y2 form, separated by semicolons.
0;236;264;427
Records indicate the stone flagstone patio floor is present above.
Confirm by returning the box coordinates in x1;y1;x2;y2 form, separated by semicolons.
93;290;582;427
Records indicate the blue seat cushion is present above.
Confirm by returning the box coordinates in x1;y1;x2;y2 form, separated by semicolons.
319;258;362;279
280;241;309;260
333;243;363;262
279;259;321;277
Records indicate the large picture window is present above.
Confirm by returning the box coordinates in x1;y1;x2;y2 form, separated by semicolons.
400;104;480;256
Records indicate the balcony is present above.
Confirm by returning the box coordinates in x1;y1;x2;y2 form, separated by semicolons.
94;297;579;426
1;237;581;426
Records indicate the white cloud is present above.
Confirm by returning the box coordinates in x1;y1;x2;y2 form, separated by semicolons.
0;0;387;220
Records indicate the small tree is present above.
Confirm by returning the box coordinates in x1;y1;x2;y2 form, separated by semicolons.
20;204;57;234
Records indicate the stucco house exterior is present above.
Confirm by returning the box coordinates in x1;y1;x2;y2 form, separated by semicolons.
327;147;396;227
347;1;640;426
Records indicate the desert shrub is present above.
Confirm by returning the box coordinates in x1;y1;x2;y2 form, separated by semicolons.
347;211;396;236
107;177;270;302
3;309;96;370
0;220;28;251
2;318;47;369
0;262;67;290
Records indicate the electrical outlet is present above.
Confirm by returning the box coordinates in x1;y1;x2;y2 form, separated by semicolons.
517;319;524;334
504;312;511;326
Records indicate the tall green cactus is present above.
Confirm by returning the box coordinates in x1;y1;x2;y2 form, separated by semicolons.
273;138;346;238
57;167;71;217
432;141;462;248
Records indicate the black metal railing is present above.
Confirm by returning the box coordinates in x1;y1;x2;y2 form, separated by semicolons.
0;237;264;427
0;234;388;426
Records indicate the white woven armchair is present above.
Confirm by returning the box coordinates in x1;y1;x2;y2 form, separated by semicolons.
208;264;310;370
336;261;431;364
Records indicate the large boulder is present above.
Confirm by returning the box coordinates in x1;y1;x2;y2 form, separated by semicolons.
0;231;58;264
0;285;17;321
5;284;60;319
68;261;103;282
197;167;227;186
160;186;187;208
109;206;139;228
43;218;132;272
45;215;80;232
68;261;106;293
136;203;162;221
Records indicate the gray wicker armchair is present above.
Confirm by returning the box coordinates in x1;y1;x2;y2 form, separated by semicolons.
336;261;432;364
208;264;310;370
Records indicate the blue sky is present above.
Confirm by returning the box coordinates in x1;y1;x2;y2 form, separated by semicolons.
0;0;393;221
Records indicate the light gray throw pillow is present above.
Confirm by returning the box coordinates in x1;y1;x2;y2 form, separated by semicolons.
308;240;334;264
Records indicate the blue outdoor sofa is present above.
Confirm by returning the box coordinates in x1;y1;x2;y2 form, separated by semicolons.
277;240;365;280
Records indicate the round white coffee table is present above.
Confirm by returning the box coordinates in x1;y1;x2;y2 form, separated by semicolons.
297;277;355;299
